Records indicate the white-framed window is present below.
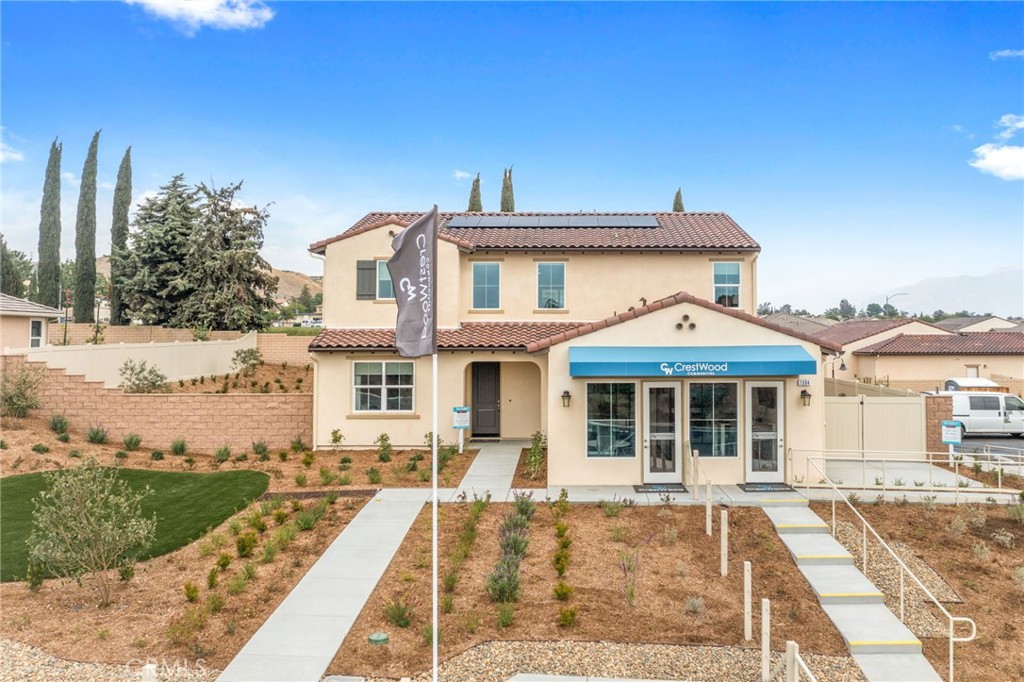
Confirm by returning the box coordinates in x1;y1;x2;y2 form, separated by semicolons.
713;262;741;308
353;361;414;412
586;382;637;458
29;319;44;348
689;382;738;457
537;262;565;309
472;262;500;309
376;261;394;300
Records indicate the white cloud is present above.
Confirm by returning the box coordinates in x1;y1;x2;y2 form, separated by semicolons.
61;172;81;189
989;49;1024;60
996;113;1024;140
452;170;472;181
969;143;1024;181
1;128;24;163
125;0;274;36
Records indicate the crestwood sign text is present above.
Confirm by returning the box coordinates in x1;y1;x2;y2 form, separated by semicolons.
660;362;728;376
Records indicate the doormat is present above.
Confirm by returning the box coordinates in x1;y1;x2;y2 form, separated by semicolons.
634;484;689;494
736;483;795;493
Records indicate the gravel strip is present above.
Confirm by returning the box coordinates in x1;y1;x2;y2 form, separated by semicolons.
0;638;220;682
358;640;865;682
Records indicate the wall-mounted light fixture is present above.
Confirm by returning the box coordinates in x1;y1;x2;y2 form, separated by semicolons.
800;390;812;407
561;390;572;408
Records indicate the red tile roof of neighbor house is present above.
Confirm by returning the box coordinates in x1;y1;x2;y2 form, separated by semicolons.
309;292;842;353
809;318;947;346
854;332;1024;356
307;211;760;254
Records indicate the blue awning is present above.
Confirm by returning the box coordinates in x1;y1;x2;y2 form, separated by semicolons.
568;345;817;378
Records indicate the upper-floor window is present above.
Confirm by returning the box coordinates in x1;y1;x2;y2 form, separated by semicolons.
29;319;44;348
713;262;741;308
472;262;500;309
376;261;394;299
537;262;565;309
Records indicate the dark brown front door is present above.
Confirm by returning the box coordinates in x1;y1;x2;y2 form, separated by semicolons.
472;362;500;437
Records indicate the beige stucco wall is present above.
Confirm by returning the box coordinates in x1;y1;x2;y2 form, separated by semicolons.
832;321;951;381
858;354;1024;395
957;318;1018;332
311;350;546;448
1;315;49;352
543;301;825;487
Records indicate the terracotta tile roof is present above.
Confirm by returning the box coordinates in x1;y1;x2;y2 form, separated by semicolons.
809;318;943;346
0;293;62;317
308;322;585;352
854;332;1024;356
525;291;842;353
308;211;760;254
935;316;1014;331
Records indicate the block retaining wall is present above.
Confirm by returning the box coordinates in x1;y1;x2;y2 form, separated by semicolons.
924;395;953;454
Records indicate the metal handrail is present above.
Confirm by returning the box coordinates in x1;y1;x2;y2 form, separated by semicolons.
806;458;976;682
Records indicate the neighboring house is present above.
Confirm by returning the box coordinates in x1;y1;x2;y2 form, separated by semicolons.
854;332;1024;395
308;211;841;487
809;318;951;381
0;293;62;353
762;312;838;336
935;315;1020;332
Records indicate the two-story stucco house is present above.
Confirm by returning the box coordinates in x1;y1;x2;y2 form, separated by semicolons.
307;211;841;487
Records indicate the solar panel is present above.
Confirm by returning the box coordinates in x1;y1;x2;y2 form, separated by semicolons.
447;216;480;227
477;216;511;227
538;216;569;227
597;215;625;227
567;215;594;227
507;216;540;227
448;214;661;228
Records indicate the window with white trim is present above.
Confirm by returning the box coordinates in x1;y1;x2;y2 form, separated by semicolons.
472;262;500;309
713;262;741;308
376;261;394;300
537;262;565;309
689;382;738;457
29;319;44;348
353;361;414;412
586;382;636;457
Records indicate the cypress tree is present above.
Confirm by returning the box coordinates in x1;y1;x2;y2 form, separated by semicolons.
500;166;515;212
73;130;100;323
109;146;132;325
673;188;685;212
0;234;30;298
37;139;62;308
467;173;482;211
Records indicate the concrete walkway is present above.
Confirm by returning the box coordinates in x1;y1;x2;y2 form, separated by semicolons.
217;488;432;682
450;439;529;501
764;506;941;682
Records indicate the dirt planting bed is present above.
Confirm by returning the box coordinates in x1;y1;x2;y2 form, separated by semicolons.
812;500;1024;682
509;447;547;490
328;499;846;680
168;362;312;394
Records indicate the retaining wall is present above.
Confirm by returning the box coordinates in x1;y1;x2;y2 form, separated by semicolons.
256;334;314;366
47;323;242;346
924;395;953;454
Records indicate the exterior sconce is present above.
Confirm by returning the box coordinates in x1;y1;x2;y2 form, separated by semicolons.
561;390;572;408
800;390;811;407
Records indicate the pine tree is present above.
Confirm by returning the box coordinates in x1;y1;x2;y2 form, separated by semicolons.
500;166;515;212
120;174;199;325
296;284;315;313
673;188;684;212
37;139;62;308
173;182;278;331
109;147;132;325
467;173;482;211
73;131;100;323
0;234;31;298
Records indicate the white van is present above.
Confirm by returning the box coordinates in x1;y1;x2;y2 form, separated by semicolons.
949;392;1024;437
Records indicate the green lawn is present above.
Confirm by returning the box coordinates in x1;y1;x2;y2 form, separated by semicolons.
0;468;269;582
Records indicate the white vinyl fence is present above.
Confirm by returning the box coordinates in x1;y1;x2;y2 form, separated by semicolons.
824;395;926;454
15;332;257;387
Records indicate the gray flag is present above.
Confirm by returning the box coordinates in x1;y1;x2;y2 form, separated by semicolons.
387;206;438;358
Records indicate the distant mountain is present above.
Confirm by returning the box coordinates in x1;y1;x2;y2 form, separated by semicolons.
95;256;322;303
869;266;1023;318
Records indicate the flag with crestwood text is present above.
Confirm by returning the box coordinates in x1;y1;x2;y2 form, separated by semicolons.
387;206;438;358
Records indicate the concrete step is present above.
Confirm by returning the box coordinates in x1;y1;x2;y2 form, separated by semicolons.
852;653;942;682
779;533;854;566
763;506;830;534
799;564;884;604
823;603;922;655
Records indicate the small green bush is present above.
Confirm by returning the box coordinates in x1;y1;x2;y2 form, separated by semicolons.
49;414;69;434
31;443;50;454
236;532;258;558
207;567;219;589
119;359;171;394
206;593;225;613
291;436;308;453
214;446;231;464
278;451;288;461
1;365;44;418
555;521;569;538
260;541;278;564
170;438;187;456
340;455;353;465
1007;504;1024;526
118;563;135;582
122;433;142;451
319;466;335;485
295;472;308;486
443;570;459;593
86;425;108;444
273;509;289;525
365;467;382;484
685;596;705;615
337;474;351;486
385;599;412;628
247;512;268;533
56;433;70;443
69;449;82;458
233;453;248;463
184;581;199;602
441;594;454;614
226;571;249;595
375;433;392;462
252;440;269;457
558;606;577;627
25;563;44;592
553;581;573;601
150;450;164;461
496;602;515;629
231;347;263;376
114;450;128;461
553;550;569;577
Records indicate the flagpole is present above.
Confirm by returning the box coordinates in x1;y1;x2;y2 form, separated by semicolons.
431;349;438;682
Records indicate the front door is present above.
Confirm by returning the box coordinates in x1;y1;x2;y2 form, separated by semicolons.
472;362;500;437
746;381;785;483
643;382;682;483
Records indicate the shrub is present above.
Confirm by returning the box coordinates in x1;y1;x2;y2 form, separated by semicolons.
486;557;522;603
512;490;536;521
599;498;625;518
366;467;382;485
118;563;135;582
184;456;196;469
170;439;187;456
553;549;569;577
973;542;991;561
558;606;577;627
278;451;288;462
274;523;298;549
1;364;45;418
526;430;546;479
231;348;263;376
291;436;308;453
330;429;345;449
375;433;392;462
49;414;69;434
553;581;573;601
685;596;705;615
298;451;314;469
1013;566;1024;595
260;540;279;564
226;571;249;595
25;563;44;592
236;532;258;558
166;605;209;645
443;570;459;593
118;359;171;394
340;455;353;465
294;472;308;487
1007;504;1024;526
151;450;164;461
216;553;232;571
296;509;319;531
69;449;82;459
56;433;70;443
947;516;968;538
31;443;50;454
206;593;225;614
114;451;128;461
86;426;108;444
207;567;219;589
441;594;454;614
496;602;515;629
555;521;569;538
184;581;200;602
246;512;268;533
228;519;242;535
337;474;351;486
252;440;269;457
991;528;1015;549
27;457;156;606
122;433;142;451
214;446;231;465
273;508;289;526
385;599;412;628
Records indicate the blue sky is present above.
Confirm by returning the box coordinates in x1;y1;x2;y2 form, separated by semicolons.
2;1;1022;314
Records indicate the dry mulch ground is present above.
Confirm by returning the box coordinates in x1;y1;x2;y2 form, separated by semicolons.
328;500;847;680
509;447;546;490
0;493;365;670
0;416;477;492
812;500;1024;682
167;363;312;394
